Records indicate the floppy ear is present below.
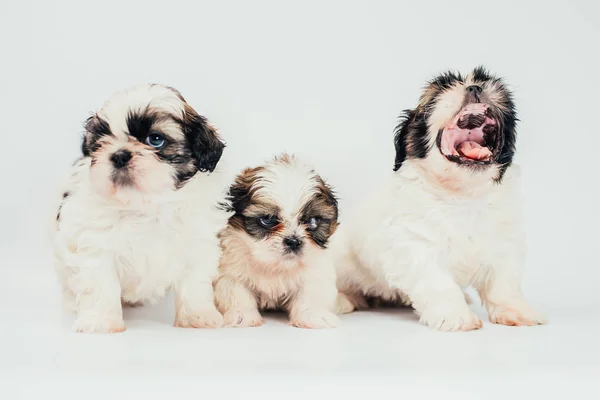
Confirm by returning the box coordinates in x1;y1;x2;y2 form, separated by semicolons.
393;108;429;171
81;114;111;156
494;100;518;182
183;105;225;173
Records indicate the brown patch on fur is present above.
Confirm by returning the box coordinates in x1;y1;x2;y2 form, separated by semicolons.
161;84;186;102
273;153;294;165
226;166;266;232
121;299;144;308
417;85;439;110
244;202;280;218
490;308;543;327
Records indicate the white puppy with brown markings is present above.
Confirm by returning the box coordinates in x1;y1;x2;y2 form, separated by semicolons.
53;84;230;333
215;154;340;328
335;67;547;331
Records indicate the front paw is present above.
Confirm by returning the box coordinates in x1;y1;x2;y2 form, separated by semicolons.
174;307;224;329
290;309;340;329
419;303;482;332
72;316;126;334
223;309;264;328
489;302;547;326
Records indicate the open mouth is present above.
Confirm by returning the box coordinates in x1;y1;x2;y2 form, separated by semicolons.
439;103;498;165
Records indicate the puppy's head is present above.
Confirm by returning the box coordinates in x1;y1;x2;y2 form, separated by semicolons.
225;154;339;267
83;84;225;202
394;67;517;181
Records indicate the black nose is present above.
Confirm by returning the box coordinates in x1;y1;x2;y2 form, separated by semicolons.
111;150;132;169
283;236;303;252
466;85;483;95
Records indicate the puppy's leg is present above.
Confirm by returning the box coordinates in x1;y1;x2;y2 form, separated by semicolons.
333;239;375;314
214;277;263;328
289;257;340;329
174;260;223;329
334;292;368;314
385;252;481;332
68;256;125;334
477;252;546;327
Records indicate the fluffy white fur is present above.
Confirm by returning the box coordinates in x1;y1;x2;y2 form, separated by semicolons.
215;156;340;329
53;85;231;333
334;72;547;331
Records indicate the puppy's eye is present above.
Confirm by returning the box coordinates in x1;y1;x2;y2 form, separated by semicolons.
258;215;279;228
145;133;166;149
306;217;320;231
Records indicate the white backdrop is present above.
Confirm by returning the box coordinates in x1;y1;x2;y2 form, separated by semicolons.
1;0;599;397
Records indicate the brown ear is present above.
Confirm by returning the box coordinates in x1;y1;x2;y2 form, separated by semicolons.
183;105;225;173
81;114;112;156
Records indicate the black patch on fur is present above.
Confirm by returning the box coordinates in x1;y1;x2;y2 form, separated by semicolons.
82;116;112;156
298;177;339;248
472;66;518;181
81;90;225;190
472;66;492;82
123;107;225;187
56;192;71;222
125;109;197;187
181;111;225;173
224;167;275;239
226;167;264;215
126;110;156;143
243;216;281;240
393;109;430;171
393;71;466;171
430;70;464;91
393;66;518;182
494;103;518;182
224;167;339;247
364;294;412;309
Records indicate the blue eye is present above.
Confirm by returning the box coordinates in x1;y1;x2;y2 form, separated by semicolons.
259;215;279;228
145;133;166;149
306;217;320;231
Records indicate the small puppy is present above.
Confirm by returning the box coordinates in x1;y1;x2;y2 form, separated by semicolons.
53;84;230;333
215;154;340;328
335;67;547;331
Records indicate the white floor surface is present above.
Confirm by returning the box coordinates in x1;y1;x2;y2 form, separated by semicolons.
2;262;598;400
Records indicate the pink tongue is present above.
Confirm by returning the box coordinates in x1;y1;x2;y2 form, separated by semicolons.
457;141;492;160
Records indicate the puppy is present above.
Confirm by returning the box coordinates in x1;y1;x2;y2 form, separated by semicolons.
53;84;230;333
215;154;340;328
335;67;547;331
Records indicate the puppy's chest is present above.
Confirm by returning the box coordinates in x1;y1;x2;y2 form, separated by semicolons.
434;198;498;264
107;210;190;276
247;269;303;308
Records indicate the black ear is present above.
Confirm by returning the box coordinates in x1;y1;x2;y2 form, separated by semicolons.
183;107;225;173
393;109;429;171
495;102;518;182
81;114;111;156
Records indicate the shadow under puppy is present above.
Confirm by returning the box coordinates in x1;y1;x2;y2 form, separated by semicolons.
335;67;546;331
53;84;230;333
216;154;340;328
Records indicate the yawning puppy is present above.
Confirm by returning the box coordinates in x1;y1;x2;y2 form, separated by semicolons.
215;154;340;328
53;84;230;333
335;67;546;331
